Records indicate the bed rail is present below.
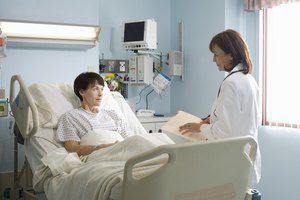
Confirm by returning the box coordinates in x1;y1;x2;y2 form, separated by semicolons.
10;74;39;139
122;135;257;200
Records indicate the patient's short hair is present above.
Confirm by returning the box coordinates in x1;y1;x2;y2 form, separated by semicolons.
74;72;104;101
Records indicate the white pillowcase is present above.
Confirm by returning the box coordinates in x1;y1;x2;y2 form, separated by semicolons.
28;81;112;129
27;80;142;135
80;129;124;145
28;83;80;128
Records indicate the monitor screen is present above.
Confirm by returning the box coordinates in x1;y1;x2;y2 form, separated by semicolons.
123;21;145;42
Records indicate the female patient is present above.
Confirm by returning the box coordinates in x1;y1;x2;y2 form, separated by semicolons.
55;72;134;156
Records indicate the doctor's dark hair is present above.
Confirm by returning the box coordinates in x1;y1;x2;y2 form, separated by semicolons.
209;29;252;74
73;72;104;101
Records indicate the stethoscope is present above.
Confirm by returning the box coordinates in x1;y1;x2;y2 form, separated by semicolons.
213;69;246;117
217;69;245;97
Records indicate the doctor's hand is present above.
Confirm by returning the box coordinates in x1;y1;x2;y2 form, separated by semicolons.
179;123;201;134
178;123;208;141
202;117;210;124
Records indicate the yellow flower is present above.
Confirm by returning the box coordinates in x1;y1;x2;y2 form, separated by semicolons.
105;73;115;80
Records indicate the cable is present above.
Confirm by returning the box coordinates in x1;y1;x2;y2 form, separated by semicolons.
153;66;160;73
145;89;154;109
136;85;150;105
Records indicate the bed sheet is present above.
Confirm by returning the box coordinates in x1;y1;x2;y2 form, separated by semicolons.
24;127;62;191
41;133;174;200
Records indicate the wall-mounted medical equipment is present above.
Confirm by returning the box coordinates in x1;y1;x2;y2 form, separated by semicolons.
167;22;184;80
0;28;7;58
128;54;154;84
0;89;8;117
0;20;100;50
122;19;157;50
168;51;183;76
136;109;155;117
99;59;129;74
151;72;171;95
0;37;7;116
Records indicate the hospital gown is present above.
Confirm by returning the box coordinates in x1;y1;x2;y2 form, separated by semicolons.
55;107;134;142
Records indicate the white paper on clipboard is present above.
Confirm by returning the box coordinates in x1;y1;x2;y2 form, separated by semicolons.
161;111;207;141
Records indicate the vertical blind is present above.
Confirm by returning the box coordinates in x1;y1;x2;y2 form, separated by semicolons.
261;2;300;128
244;0;300;10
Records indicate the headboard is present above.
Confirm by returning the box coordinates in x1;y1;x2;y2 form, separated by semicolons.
10;74;39;139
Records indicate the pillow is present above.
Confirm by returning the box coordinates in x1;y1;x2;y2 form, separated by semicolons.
28;82;111;128
28;79;133;130
111;92;148;135
80;129;124;145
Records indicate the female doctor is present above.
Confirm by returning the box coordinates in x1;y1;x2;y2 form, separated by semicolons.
179;29;261;184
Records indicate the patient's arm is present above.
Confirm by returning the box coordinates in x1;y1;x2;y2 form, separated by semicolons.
64;140;117;156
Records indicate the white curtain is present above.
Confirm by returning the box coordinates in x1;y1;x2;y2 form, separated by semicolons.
244;0;300;11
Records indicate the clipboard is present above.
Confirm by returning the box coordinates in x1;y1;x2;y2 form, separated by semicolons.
161;111;208;141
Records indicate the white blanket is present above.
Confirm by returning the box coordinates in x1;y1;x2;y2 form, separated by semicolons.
43;133;174;200
41;148;82;176
81;129;125;146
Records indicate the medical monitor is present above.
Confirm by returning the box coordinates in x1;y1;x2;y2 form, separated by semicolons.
122;19;157;50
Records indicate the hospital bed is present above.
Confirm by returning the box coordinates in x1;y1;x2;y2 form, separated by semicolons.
9;74;257;200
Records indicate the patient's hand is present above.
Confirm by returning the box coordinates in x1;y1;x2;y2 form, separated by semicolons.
95;140;118;150
65;140;119;156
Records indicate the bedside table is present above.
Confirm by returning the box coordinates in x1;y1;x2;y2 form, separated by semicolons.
137;115;171;133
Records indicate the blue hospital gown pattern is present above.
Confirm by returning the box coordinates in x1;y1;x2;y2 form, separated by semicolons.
56;107;133;142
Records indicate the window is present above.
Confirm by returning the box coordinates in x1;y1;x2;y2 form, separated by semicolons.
262;2;300;128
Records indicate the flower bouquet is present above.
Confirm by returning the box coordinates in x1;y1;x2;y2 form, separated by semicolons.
104;73;126;93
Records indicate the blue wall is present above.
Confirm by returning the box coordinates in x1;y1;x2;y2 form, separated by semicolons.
170;0;224;116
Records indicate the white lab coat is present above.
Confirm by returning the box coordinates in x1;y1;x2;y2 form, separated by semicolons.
201;63;261;184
